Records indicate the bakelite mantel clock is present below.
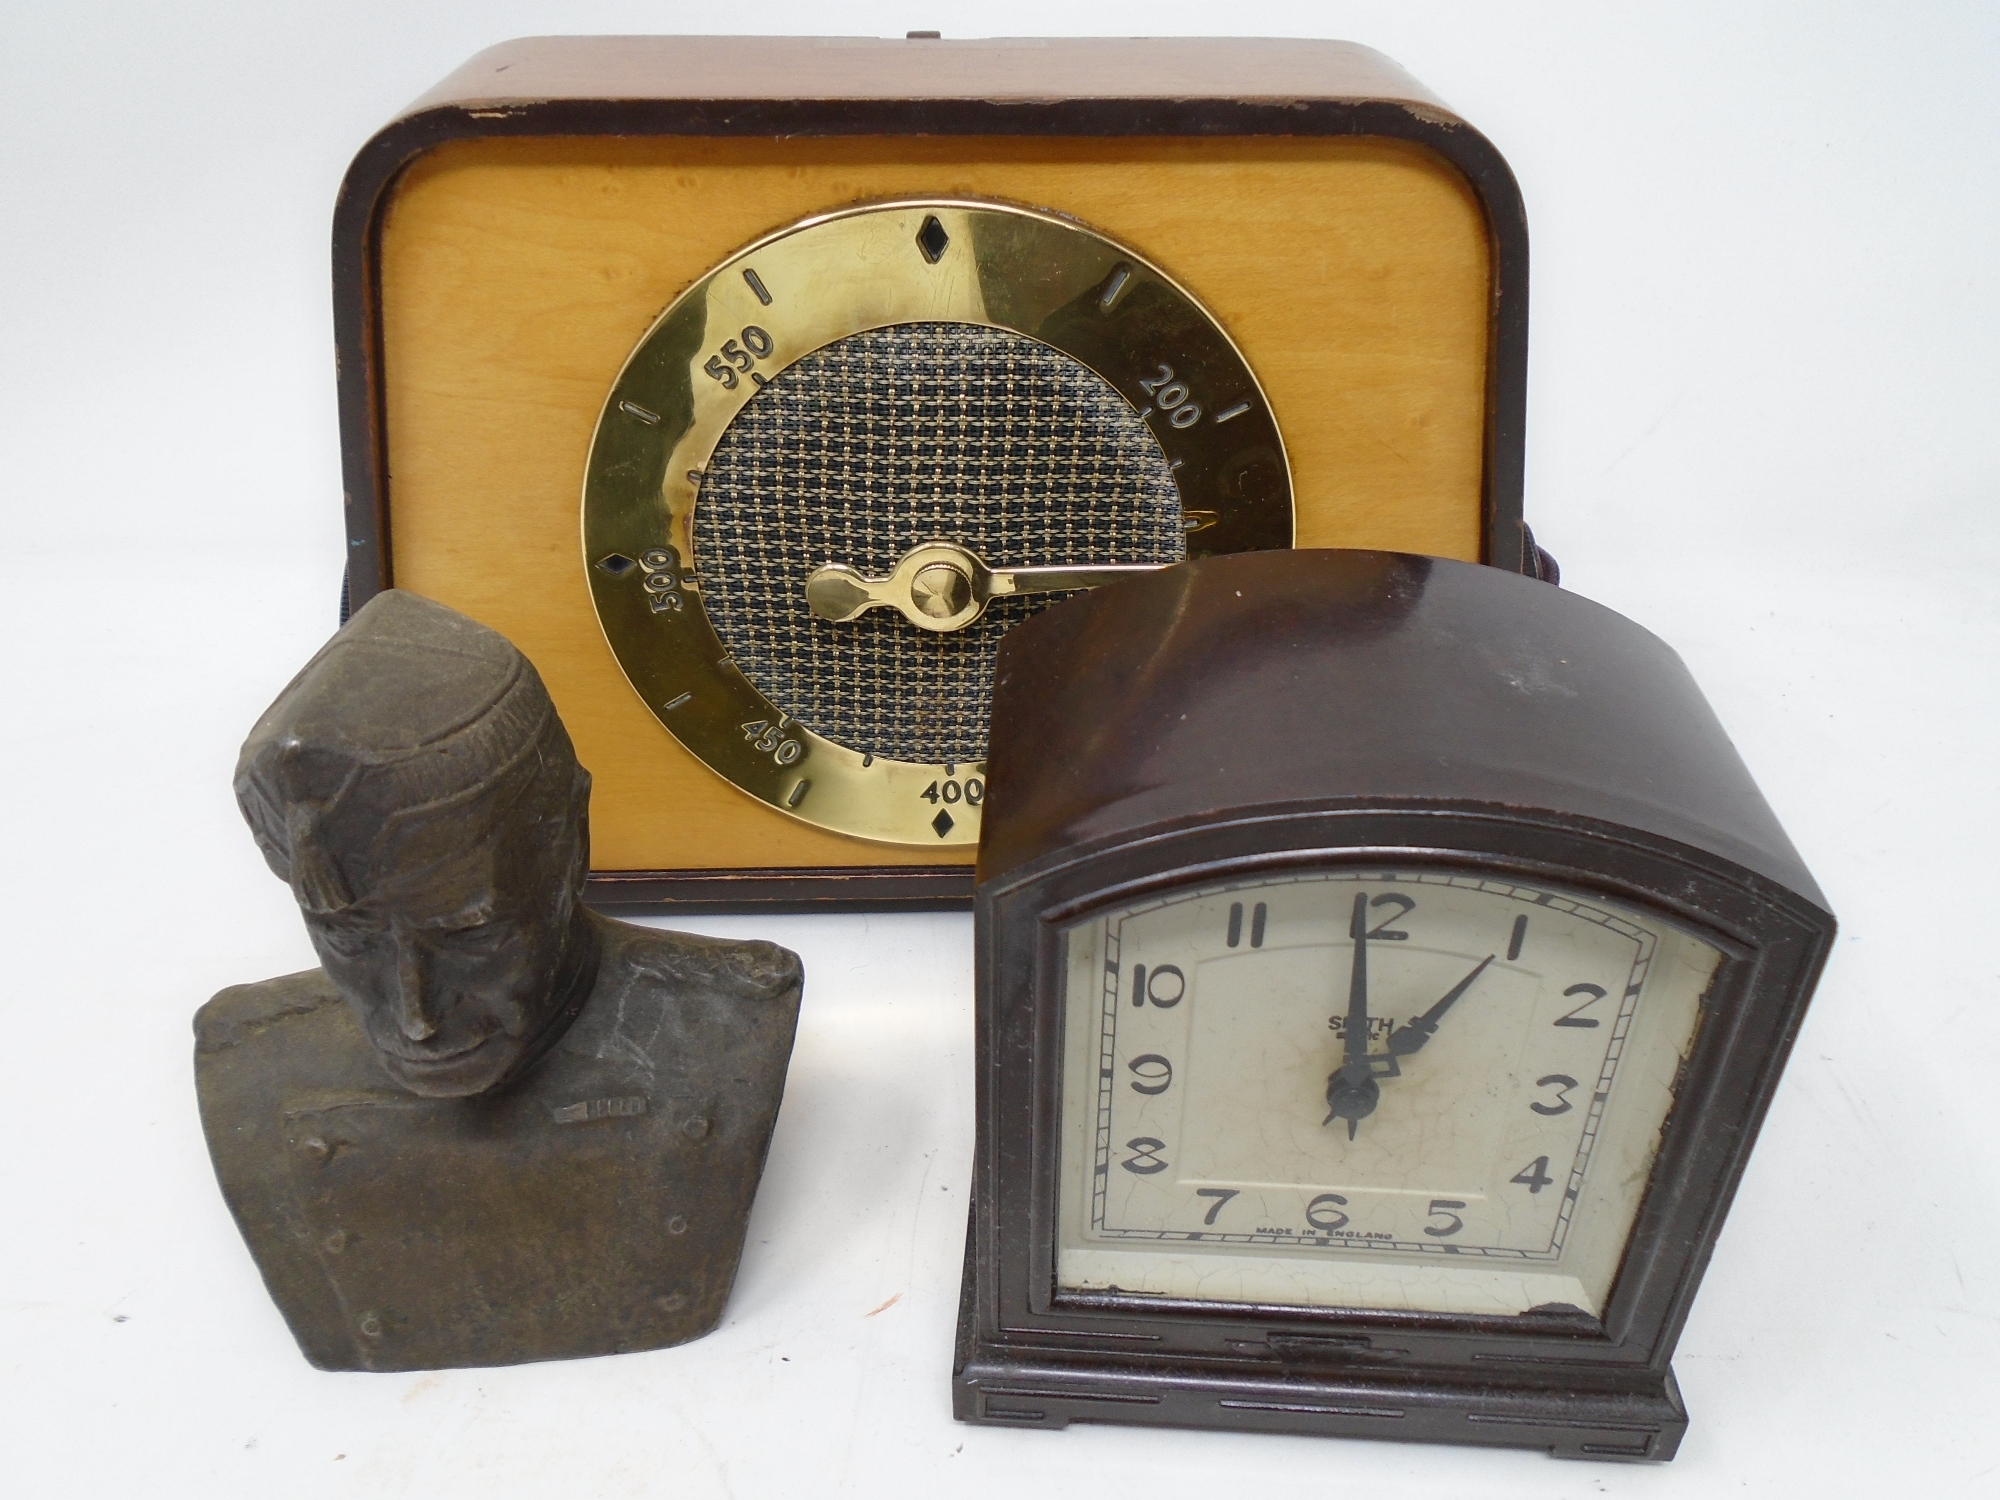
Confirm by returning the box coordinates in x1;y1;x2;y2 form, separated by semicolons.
955;550;1834;1461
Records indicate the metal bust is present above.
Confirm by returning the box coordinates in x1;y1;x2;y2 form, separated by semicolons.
194;590;804;1371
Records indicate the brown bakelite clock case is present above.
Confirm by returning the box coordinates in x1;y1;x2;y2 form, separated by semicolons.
955;550;1834;1460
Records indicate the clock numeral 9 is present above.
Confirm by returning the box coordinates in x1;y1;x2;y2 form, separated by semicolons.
1423;1199;1466;1238
1127;1054;1173;1096
1305;1193;1350;1232
1130;963;1186;1009
1122;1138;1170;1175
702;324;775;390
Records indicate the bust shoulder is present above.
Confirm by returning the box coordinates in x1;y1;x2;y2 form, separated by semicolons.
194;968;344;1055
550;915;805;1090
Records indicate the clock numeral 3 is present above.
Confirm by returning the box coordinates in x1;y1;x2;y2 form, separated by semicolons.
1423;1199;1466;1238
1122;1138;1170;1175
1195;1188;1238;1225
1510;1156;1555;1194
1305;1193;1350;1232
1127;1053;1173;1096
1555;983;1608;1028
1131;963;1186;1009
1530;1074;1579;1115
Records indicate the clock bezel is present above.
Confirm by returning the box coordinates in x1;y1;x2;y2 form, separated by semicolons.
960;804;1830;1458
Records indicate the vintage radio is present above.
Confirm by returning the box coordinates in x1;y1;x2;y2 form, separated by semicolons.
334;35;1533;910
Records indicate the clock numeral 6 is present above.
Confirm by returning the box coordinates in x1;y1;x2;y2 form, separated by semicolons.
1126;1053;1173;1096
1130;963;1186;1009
1121;1138;1170;1175
1305;1193;1350;1232
1423;1199;1466;1238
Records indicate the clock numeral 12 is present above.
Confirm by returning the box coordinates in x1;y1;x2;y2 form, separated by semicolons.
1364;892;1415;940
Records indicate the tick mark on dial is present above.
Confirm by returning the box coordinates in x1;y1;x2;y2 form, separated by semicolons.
663;692;692;711
1213;401;1252;424
1098;266;1132;309
618;400;661;425
742;267;773;305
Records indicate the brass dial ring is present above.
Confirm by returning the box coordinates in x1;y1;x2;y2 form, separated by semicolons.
582;199;1292;847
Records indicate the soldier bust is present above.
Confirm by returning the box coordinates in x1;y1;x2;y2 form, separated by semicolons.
195;590;803;1372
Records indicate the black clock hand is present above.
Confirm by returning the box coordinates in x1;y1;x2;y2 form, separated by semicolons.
1385;955;1496;1058
1324;893;1382;1138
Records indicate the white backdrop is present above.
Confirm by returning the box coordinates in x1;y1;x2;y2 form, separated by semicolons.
3;3;1996;1496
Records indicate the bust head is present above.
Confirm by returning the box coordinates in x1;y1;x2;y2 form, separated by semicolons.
234;591;597;1097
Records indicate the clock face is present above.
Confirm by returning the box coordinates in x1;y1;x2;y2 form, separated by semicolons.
1057;868;1720;1319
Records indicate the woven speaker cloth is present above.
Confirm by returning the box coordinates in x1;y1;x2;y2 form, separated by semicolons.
695;323;1185;766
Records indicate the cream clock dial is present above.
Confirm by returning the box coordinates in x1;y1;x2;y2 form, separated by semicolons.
1058;869;1720;1318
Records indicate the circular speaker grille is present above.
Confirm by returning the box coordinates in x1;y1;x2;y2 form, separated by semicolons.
695;323;1185;766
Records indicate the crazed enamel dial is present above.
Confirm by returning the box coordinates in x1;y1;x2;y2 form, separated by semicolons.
1058;869;1720;1319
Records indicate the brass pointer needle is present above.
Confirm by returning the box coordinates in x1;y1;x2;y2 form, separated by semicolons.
805;540;1166;633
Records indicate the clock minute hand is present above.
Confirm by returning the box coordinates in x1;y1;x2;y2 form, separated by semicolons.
1324;893;1383;1139
806;540;1165;633
1386;954;1496;1058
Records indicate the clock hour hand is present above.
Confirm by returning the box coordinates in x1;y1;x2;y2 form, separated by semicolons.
1324;893;1384;1139
1385;954;1496;1058
806;539;1165;634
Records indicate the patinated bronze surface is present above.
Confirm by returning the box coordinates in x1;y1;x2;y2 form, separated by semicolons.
195;589;803;1371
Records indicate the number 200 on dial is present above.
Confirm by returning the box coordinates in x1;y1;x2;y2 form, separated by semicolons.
1056;870;1721;1319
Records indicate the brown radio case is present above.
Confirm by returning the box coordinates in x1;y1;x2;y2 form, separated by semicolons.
333;35;1532;913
